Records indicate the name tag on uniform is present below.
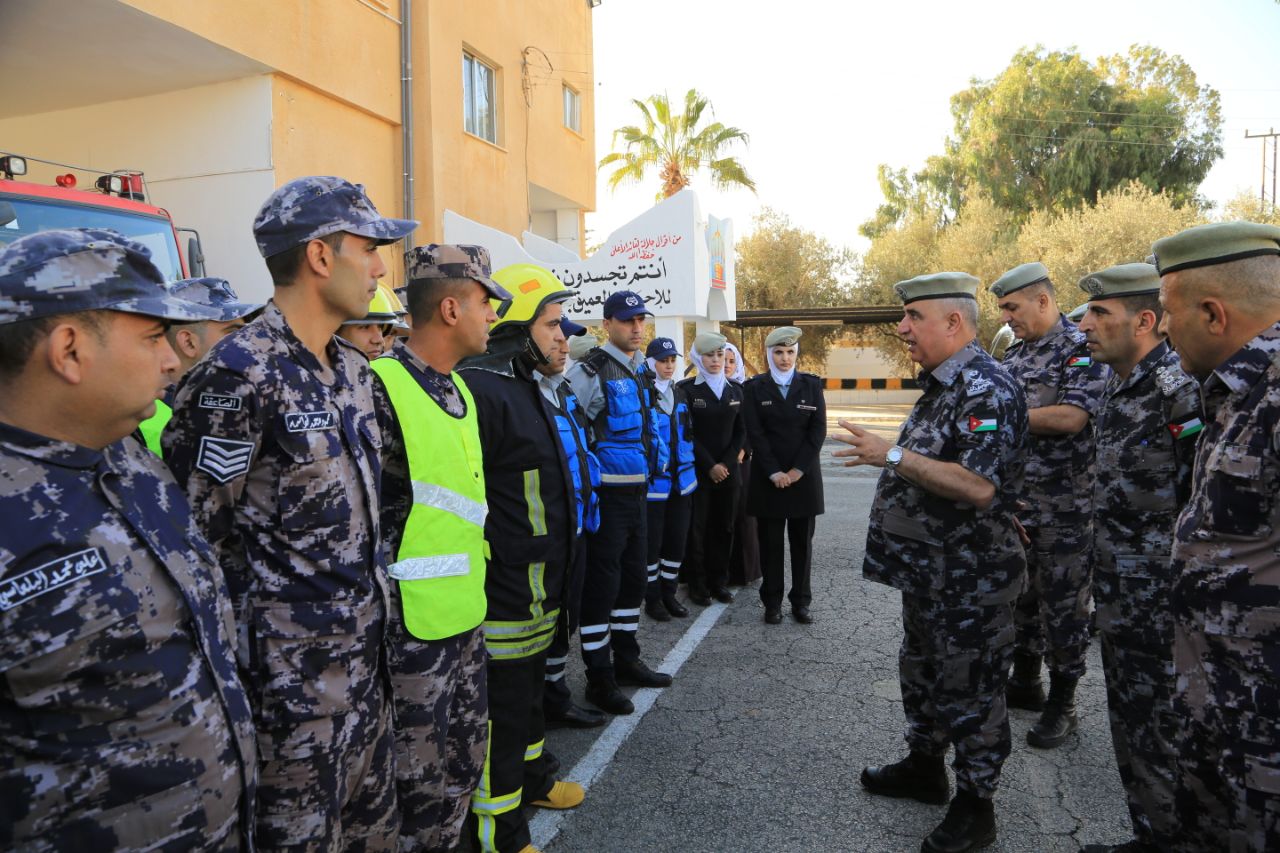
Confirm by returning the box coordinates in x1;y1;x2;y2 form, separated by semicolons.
729;400;741;407
692;399;707;408
760;400;773;407
797;404;817;411
0;547;109;611
198;393;242;411
284;411;337;432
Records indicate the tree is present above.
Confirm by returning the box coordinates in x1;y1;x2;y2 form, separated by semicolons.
863;45;1222;233
853;183;1207;372
598;89;756;201
1221;190;1280;226
734;208;855;371
1016;180;1204;299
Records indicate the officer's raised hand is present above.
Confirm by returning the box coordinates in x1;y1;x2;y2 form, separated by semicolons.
832;419;889;467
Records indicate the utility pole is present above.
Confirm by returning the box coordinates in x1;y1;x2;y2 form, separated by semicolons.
1245;128;1280;211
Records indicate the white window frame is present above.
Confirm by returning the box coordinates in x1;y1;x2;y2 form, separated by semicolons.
563;84;581;134
463;51;498;144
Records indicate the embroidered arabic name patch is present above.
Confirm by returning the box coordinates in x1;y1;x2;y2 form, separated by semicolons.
198;393;242;411
284;411;337;432
196;436;255;483
0;547;109;611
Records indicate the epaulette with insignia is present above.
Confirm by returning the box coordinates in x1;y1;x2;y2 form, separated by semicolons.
962;367;995;397
578;347;606;376
1155;364;1193;398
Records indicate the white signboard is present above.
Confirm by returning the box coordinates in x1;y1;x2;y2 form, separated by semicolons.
443;189;734;324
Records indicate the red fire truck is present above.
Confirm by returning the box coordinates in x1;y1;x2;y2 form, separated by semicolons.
0;152;205;280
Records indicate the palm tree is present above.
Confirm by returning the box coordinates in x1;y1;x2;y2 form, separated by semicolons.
599;88;756;201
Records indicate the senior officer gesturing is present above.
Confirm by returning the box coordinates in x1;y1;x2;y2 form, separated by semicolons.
1151;222;1280;852
836;273;1027;853
0;230;256;850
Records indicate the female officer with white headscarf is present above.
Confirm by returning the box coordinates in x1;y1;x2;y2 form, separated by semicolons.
679;331;745;606
742;326;826;624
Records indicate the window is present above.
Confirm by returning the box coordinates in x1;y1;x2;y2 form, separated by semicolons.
463;52;497;143
563;85;581;133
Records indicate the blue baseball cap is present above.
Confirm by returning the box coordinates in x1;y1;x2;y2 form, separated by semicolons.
646;337;678;359
560;317;587;338
602;290;651;321
0;229;222;325
253;176;419;258
170;277;263;323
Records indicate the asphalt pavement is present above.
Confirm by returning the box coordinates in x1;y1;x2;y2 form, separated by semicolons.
533;411;1132;853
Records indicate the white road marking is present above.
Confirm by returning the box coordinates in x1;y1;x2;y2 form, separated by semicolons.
528;598;731;849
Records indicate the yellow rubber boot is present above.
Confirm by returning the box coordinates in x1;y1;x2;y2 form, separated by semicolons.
530;780;585;809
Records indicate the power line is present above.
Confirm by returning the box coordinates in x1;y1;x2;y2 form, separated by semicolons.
991;114;1183;131
1001;131;1184;149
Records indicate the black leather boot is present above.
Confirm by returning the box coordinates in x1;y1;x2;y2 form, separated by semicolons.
644;596;671;622
584;672;634;715
614;656;673;687
661;577;689;617
1006;650;1045;711
922;790;996;852
1026;671;1078;749
859;750;949;805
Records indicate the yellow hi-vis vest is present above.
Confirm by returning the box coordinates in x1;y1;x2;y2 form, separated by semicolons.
138;398;173;457
372;356;488;640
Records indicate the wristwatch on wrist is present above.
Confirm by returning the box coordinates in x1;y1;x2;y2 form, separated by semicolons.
886;445;904;470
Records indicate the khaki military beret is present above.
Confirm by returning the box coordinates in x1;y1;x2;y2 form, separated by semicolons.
893;272;980;305
990;262;1051;297
693;331;727;354
1078;263;1161;300
1152;221;1280;276
765;326;802;348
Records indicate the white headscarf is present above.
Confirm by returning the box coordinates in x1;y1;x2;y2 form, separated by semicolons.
768;342;798;388
723;341;746;383
689;343;728;400
645;357;673;395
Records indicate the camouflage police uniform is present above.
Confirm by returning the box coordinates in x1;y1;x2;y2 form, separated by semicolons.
0;230;256;850
164;178;417;852
1152;223;1280;852
999;305;1107;680
863;276;1028;800
1091;323;1200;848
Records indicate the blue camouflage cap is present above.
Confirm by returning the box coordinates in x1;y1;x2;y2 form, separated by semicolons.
0;228;223;325
646;336;678;359
253;176;419;258
404;244;512;300
170;277;264;322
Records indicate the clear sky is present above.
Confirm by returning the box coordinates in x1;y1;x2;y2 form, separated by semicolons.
583;0;1280;255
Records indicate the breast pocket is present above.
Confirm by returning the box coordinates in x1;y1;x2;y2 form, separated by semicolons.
0;574;161;731
252;601;360;729
276;426;350;530
1202;443;1275;539
1016;368;1058;409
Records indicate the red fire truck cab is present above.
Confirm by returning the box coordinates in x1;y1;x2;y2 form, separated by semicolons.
0;152;205;281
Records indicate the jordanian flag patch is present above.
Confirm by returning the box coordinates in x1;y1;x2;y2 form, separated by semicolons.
1067;355;1092;367
1168;417;1204;440
968;416;998;433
